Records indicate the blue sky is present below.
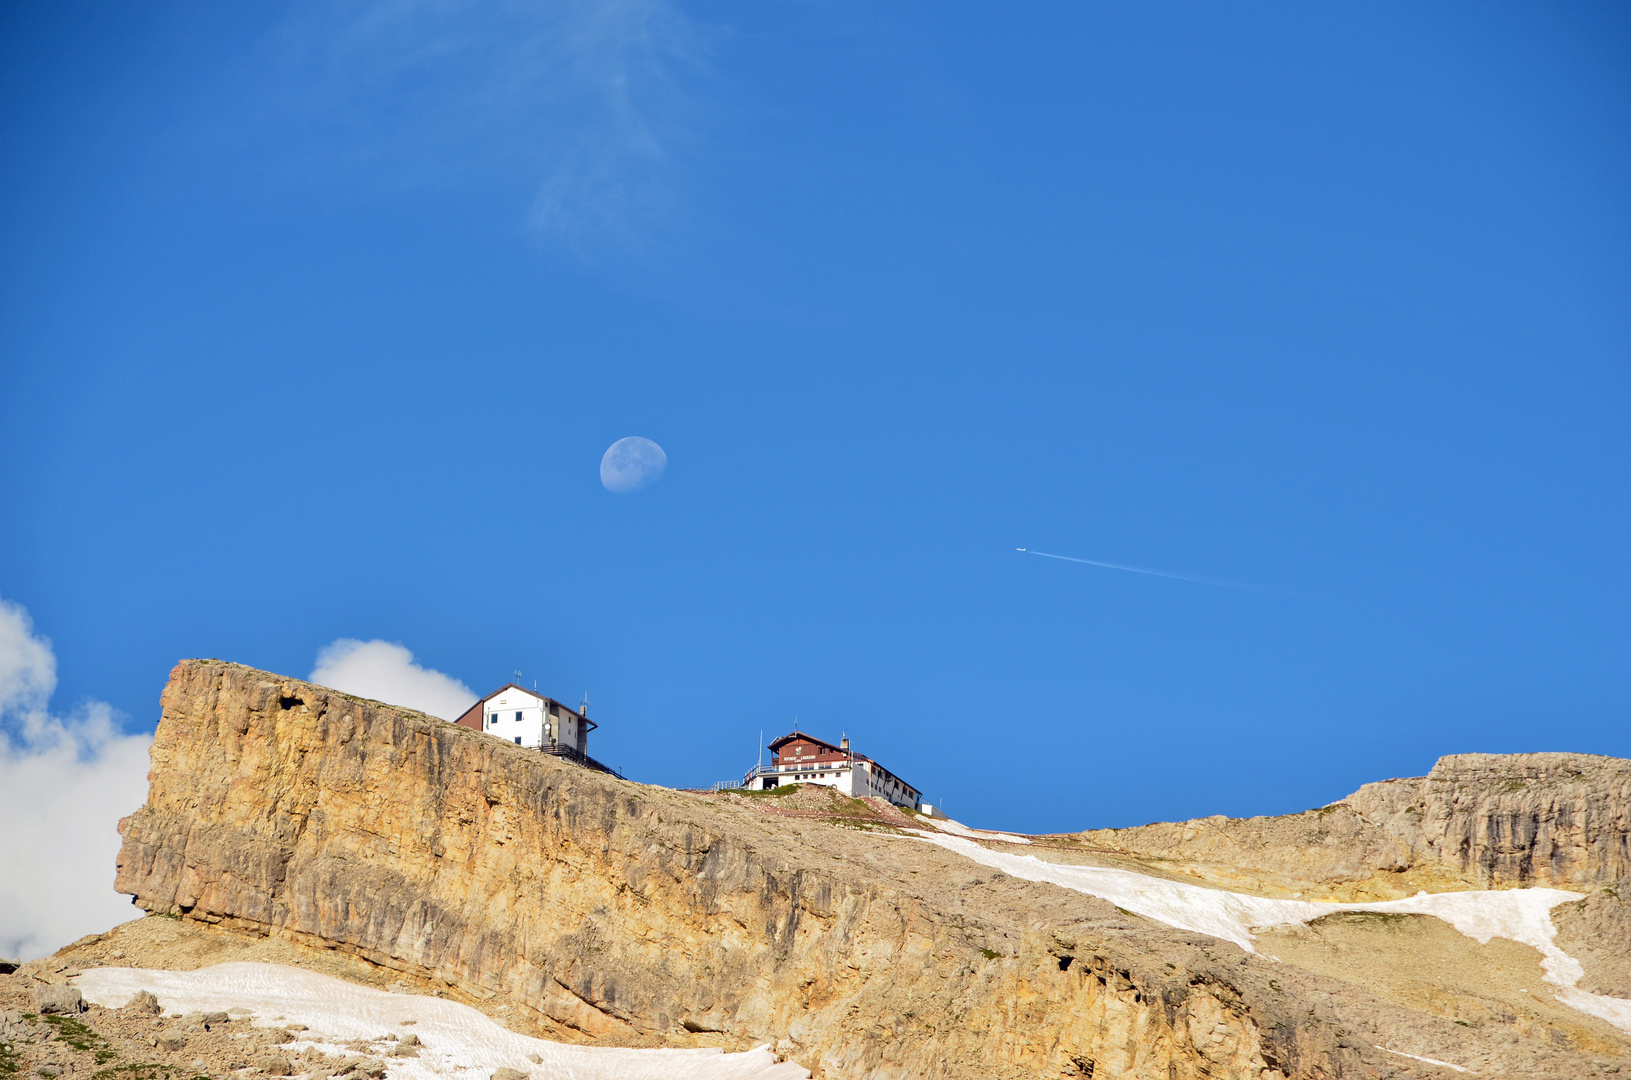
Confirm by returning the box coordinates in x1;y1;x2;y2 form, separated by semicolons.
2;1;1628;834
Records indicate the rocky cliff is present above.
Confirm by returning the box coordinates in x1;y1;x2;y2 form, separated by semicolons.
112;661;1630;1079
1070;749;1631;1032
1073;752;1631;902
115;661;1403;1080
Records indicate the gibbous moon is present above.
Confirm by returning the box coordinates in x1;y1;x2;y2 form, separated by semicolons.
600;436;668;493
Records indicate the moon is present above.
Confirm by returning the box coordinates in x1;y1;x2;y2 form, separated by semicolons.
600;436;668;493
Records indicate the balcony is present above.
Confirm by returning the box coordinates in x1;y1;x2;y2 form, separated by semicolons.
724;761;852;789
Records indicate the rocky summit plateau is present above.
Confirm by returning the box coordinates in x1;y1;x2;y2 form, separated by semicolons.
4;659;1629;1080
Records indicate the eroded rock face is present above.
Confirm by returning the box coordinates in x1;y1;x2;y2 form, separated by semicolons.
116;661;1385;1080
1346;753;1631;889
1073;752;1631;901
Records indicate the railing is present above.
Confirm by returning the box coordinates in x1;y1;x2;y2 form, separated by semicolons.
539;742;620;777
707;766;770;792
739;764;775;787
733;762;854;789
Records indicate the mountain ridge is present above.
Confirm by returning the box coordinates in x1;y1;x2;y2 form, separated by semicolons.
106;659;1631;1078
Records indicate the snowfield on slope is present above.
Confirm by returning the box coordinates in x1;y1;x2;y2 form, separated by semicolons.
75;963;810;1080
909;830;1631;1036
917;815;1032;845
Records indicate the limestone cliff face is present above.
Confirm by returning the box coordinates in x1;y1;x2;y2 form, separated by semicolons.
117;661;1388;1080
1345;753;1631;889
1073;752;1631;901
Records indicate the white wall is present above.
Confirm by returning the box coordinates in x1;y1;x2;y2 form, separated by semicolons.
482;689;587;753
485;689;546;748
759;762;919;809
556;708;581;751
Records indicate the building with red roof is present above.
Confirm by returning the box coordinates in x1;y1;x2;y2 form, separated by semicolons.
740;730;921;810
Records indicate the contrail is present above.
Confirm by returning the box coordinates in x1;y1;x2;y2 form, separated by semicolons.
1016;548;1326;601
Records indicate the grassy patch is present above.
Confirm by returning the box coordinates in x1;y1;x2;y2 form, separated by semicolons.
734;785;803;798
41;1015;118;1064
92;1065;206;1080
824;797;883;820
1;1035;24;1079
1313;911;1415;929
979;949;1002;960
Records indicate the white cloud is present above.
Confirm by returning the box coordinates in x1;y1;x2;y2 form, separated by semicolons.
0;614;478;962
0;598;150;961
310;640;476;722
0;596;55;713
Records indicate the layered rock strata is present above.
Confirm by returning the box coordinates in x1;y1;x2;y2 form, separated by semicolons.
1073;752;1631;901
117;661;1396;1080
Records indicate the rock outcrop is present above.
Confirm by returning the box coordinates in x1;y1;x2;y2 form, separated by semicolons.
112;660;1631;1078
1346;753;1631;888
1554;879;1631;998
1072;752;1631;901
116;661;1397;1080
1071;751;1631;1022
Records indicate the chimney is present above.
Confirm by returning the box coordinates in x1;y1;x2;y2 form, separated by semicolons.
840;734;850;752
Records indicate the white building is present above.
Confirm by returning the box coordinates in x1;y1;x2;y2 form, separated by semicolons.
454;683;613;774
739;731;921;810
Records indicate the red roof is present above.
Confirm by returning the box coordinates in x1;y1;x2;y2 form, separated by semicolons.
762;730;919;798
767;730;848;756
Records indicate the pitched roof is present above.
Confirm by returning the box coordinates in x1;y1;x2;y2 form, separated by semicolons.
767;730;847;755
452;684;597;731
766;730;920;795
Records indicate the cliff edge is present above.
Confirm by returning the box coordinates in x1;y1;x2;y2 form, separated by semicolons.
111;660;1630;1079
1073;751;1631;900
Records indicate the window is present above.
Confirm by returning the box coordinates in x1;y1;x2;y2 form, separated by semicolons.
516;711;524;723
514;737;522;745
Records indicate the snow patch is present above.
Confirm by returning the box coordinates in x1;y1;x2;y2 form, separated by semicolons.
75;963;809;1080
1374;1045;1469;1072
909;831;1631;1035
918;816;1031;845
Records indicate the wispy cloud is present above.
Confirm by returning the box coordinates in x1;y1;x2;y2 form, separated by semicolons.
0;598;149;961
274;0;711;252
310;639;475;721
